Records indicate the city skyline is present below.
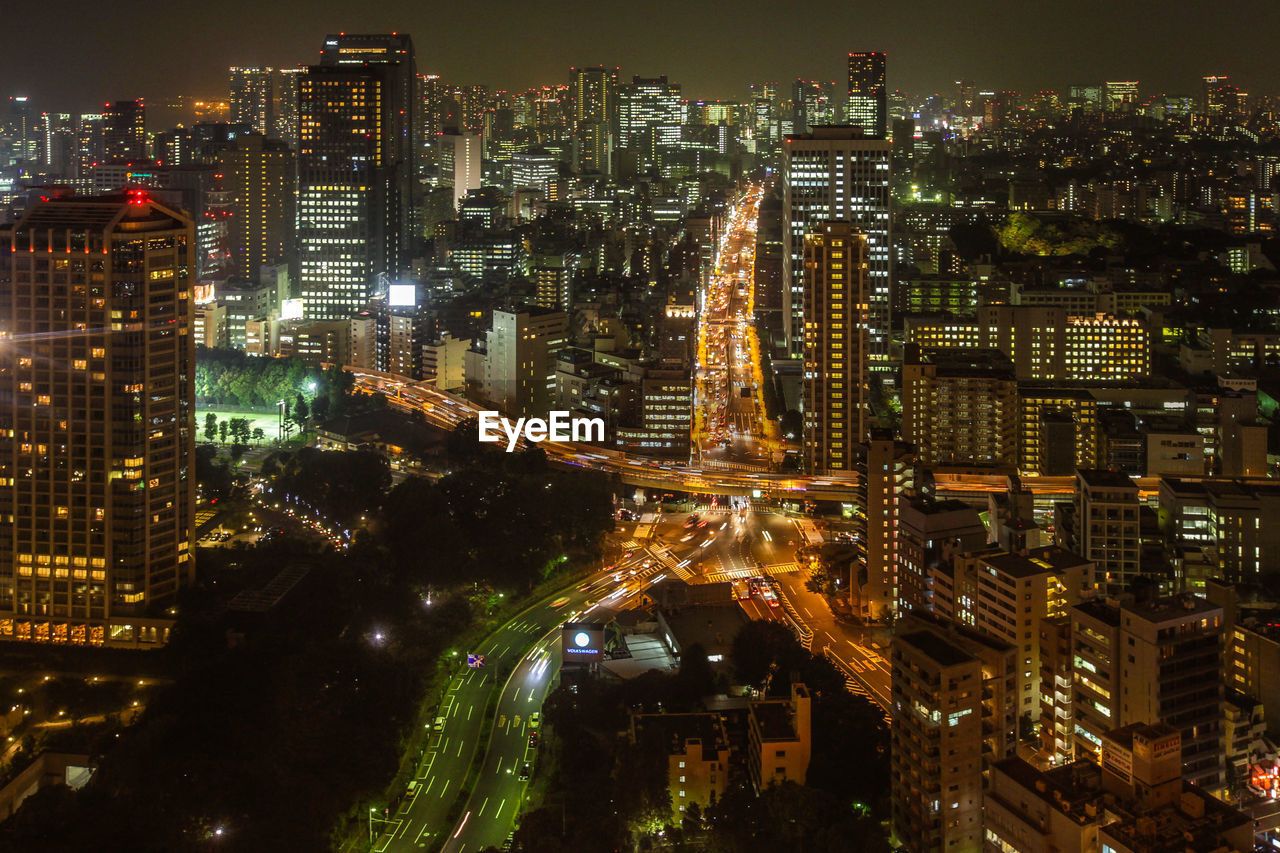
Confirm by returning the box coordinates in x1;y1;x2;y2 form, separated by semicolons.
3;0;1279;108
4;8;1280;851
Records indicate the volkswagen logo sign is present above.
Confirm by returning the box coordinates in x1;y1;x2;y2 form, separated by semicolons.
574;631;591;648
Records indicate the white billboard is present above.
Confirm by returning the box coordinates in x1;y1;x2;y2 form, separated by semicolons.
280;298;305;320
388;283;417;307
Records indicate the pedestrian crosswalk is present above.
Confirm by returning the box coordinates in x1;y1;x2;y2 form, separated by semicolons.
621;540;640;550
654;549;694;580
702;562;802;583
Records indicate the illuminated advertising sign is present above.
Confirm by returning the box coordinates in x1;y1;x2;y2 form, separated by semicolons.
280;298;305;320
388;283;417;307
561;621;604;662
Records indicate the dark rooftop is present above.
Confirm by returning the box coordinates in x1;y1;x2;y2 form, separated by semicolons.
897;629;974;667
751;700;797;742
982;546;1092;579
1078;468;1137;489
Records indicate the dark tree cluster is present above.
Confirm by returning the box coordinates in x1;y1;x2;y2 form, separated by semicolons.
508;627;890;853
0;544;474;852
271;447;392;530
381;424;616;592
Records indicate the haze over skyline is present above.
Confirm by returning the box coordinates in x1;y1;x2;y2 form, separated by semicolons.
4;0;1278;109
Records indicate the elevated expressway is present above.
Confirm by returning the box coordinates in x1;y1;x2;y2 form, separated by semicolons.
346;368;1150;501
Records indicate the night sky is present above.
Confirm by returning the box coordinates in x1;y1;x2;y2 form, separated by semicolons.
5;0;1278;109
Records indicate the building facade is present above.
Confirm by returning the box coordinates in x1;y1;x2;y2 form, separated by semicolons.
801;221;869;473
782;127;891;361
0;192;196;647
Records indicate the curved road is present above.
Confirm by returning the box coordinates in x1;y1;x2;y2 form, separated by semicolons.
372;550;663;852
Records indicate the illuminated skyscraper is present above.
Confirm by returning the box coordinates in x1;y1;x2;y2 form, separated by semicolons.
272;67;304;148
228;66;274;134
298;33;417;320
74;113;105;175
846;52;887;138
40;112;76;177
438;130;482;210
1102;80;1139;113
791;80;838;134
102;99;146;162
217;134;295;281
571;66;616;173
2;97;37;166
1202;75;1241;118
802;221;870;473
782;127;891;362
618;75;682;168
0;192;197;647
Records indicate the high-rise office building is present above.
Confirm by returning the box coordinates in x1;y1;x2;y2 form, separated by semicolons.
782;127;891;361
801;221;869;472
1102;80;1140;113
74;113;105;175
846;52;887;138
102;99;146;162
790;80;837;134
511;146;558;194
0;192;196;647
2;97;38;166
40;112;76;177
618;76;683;167
298;33;417;321
615;367;694;458
571;66;616;174
438;130;482;211
217;134;295;281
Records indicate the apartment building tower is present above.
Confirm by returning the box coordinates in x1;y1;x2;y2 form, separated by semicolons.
0;192;196;647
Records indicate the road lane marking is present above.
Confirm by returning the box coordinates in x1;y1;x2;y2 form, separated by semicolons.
456;739;464;757
467;704;474;720
495;798;506;819
478;797;489;816
439;778;451;797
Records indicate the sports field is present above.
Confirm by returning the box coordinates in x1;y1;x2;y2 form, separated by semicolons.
198;410;284;442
